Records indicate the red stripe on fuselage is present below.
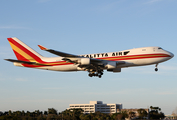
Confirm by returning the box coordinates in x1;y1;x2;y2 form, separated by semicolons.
22;53;170;68
97;53;170;60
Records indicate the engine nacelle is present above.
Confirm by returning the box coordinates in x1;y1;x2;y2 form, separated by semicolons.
79;58;90;65
107;68;121;72
105;61;117;69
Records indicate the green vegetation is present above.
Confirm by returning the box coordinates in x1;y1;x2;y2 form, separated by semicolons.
149;106;165;119
0;108;125;120
0;107;165;120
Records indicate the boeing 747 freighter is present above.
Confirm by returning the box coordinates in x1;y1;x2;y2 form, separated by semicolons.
5;37;174;78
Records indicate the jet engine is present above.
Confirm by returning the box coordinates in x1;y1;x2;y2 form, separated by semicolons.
105;61;117;69
79;58;90;65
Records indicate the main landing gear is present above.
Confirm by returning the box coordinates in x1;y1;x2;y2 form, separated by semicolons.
88;71;103;78
155;64;158;72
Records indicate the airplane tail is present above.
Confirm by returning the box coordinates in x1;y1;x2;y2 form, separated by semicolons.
7;37;43;63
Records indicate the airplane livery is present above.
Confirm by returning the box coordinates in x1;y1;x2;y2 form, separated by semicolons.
5;37;174;78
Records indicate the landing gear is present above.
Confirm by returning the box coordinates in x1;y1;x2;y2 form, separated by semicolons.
88;71;103;78
155;64;158;72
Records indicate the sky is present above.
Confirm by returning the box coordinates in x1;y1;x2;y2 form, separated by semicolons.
0;0;177;115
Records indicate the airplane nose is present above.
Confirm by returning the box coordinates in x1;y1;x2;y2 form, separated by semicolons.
171;53;174;58
169;52;174;58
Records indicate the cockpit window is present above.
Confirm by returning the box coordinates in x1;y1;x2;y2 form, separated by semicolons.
158;47;163;50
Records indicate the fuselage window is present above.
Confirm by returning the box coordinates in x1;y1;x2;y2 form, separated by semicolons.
112;53;115;56
158;47;163;50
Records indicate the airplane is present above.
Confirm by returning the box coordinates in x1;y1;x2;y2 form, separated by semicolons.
5;37;174;78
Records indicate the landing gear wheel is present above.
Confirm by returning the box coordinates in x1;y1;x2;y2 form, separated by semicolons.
88;70;104;78
88;73;92;77
98;75;102;78
155;64;158;72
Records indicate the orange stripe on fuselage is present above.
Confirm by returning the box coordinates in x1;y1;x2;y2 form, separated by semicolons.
22;53;170;68
98;53;170;61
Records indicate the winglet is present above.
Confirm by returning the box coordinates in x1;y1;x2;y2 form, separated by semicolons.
38;45;48;50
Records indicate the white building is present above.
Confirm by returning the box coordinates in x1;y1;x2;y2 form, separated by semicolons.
69;101;122;114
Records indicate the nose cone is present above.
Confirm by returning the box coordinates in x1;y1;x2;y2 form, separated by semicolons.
170;53;174;58
168;52;174;58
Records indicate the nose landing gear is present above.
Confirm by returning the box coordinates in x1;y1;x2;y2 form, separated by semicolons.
155;64;158;72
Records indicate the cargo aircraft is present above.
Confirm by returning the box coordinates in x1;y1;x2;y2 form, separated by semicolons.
5;37;174;78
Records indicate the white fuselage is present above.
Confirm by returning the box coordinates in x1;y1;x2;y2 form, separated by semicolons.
14;46;174;72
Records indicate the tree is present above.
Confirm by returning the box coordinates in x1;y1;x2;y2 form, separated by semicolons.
8;110;12;116
149;106;165;119
137;109;147;119
0;112;3;116
22;110;25;116
48;108;57;115
3;111;8;116
129;111;136;119
44;111;48;116
121;111;129;119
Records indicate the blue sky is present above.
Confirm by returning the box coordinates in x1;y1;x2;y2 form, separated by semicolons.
0;0;177;115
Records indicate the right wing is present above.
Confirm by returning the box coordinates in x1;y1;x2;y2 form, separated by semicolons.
38;45;126;71
38;45;80;58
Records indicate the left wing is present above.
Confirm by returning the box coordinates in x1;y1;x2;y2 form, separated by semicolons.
4;59;50;66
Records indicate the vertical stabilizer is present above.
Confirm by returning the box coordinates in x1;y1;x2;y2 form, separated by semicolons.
7;37;43;62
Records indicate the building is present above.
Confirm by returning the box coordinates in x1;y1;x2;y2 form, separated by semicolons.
165;115;177;120
69;101;122;114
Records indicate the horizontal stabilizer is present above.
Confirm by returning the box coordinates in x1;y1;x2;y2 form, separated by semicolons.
4;59;50;66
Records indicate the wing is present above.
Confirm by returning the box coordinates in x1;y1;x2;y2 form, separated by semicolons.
38;45;80;58
38;45;125;71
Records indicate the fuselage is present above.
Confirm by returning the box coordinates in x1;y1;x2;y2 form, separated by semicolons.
14;46;174;71
6;37;174;78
